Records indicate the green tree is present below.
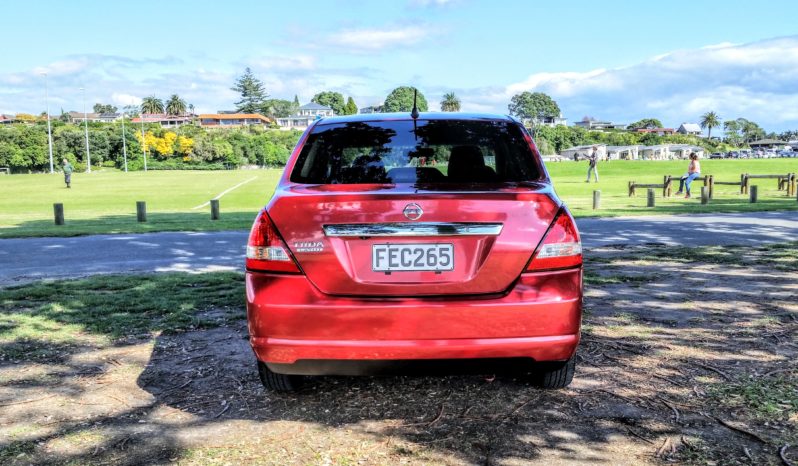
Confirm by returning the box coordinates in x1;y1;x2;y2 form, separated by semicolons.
260;99;297;118
508;92;560;123
165;94;188;116
140;96;164;114
311;91;345;115
293;95;300;107
723;120;741;146
440;92;461;112
627;118;663;130
737;118;765;143
343;97;358;115
700;111;721;139
93;103;118;114
383;86;428;113
231;67;268;113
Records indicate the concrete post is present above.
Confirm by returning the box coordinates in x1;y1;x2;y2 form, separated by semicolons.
210;199;220;220
136;201;147;222
53;203;64;225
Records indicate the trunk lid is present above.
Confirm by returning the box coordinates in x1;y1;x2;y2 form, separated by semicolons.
268;184;559;296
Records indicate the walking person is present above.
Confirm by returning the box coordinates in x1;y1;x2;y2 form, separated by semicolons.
585;146;599;183
675;152;701;198
62;158;73;188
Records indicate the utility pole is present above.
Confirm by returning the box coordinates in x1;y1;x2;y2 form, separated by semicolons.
80;87;91;172
42;73;54;173
120;107;129;172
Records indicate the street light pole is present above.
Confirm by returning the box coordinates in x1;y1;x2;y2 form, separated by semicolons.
140;113;148;171
80;87;91;172
120;107;128;172
42;73;54;174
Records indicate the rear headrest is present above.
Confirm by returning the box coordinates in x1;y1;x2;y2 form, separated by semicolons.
448;145;485;182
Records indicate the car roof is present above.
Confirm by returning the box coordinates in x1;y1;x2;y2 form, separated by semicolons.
315;112;517;126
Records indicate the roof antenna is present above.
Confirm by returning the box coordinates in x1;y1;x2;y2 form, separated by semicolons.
410;88;420;119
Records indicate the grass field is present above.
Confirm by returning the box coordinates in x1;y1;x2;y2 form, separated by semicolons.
0;158;796;238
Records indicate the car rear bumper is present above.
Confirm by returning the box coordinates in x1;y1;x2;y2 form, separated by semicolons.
246;268;582;371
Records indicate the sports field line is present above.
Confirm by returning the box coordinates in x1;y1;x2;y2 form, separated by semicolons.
191;176;259;210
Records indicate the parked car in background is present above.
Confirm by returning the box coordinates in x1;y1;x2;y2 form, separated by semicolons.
709;152;724;159
245;112;583;391
726;151;740;158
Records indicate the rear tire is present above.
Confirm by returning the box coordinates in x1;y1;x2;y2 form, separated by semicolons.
532;355;576;389
257;361;302;392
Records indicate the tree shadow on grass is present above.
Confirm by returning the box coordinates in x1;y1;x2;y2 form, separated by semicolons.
0;211;257;239
1;244;797;464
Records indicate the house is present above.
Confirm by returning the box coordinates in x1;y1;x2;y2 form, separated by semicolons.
638;144;704;160
677;123;702;136
559;144;607;161
573;120;627;130
68;112;122;123
275;102;334;131
198;113;271;128
606;145;641;160
298;102;334;118
0;114;15;125
131;113;194;128
749;139;787;150
525;115;568;128
635;127;676;135
359;105;384;114
667;144;704;159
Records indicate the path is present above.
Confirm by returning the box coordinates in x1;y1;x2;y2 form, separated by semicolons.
1;211;796;285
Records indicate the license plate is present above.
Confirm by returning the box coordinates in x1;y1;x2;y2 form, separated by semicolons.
372;243;454;272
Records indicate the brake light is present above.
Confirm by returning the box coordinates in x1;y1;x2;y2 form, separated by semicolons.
526;209;582;271
246;210;301;273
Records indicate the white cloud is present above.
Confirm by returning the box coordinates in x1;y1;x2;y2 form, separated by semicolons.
33;58;90;76
409;0;457;6
458;35;798;130
328;26;429;51
255;55;316;71
111;93;142;106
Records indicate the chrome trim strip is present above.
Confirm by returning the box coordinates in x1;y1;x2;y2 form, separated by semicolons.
323;222;503;237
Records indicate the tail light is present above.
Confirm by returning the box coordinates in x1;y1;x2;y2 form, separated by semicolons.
246;210;301;273
526;208;582;271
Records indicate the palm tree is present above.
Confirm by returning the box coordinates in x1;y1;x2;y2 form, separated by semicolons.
141;96;164;114
165;94;188;116
188;103;195;116
700;111;721;139
440;92;461;112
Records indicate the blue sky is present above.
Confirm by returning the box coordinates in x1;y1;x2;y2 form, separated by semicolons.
2;0;798;131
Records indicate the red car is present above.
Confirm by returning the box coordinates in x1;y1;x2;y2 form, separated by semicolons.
246;113;582;391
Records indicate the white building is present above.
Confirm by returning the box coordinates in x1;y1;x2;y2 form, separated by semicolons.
276;103;334;131
573;120;627;130
560;144;607;161
525;115;568;128
606;145;641;160
677;123;702;136
639;144;704;160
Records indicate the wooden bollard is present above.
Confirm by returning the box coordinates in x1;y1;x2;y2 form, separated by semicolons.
210;199;220;220
592;190;601;210
136;201;147;222
663;176;672;197
749;185;758;203
647;188;655;208
708;175;715;199
628;181;635;197
53;203;64;225
701;186;709;205
743;173;750;195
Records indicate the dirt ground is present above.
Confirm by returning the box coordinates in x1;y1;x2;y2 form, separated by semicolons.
1;243;797;465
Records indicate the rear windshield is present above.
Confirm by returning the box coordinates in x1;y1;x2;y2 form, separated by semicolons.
289;119;543;185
